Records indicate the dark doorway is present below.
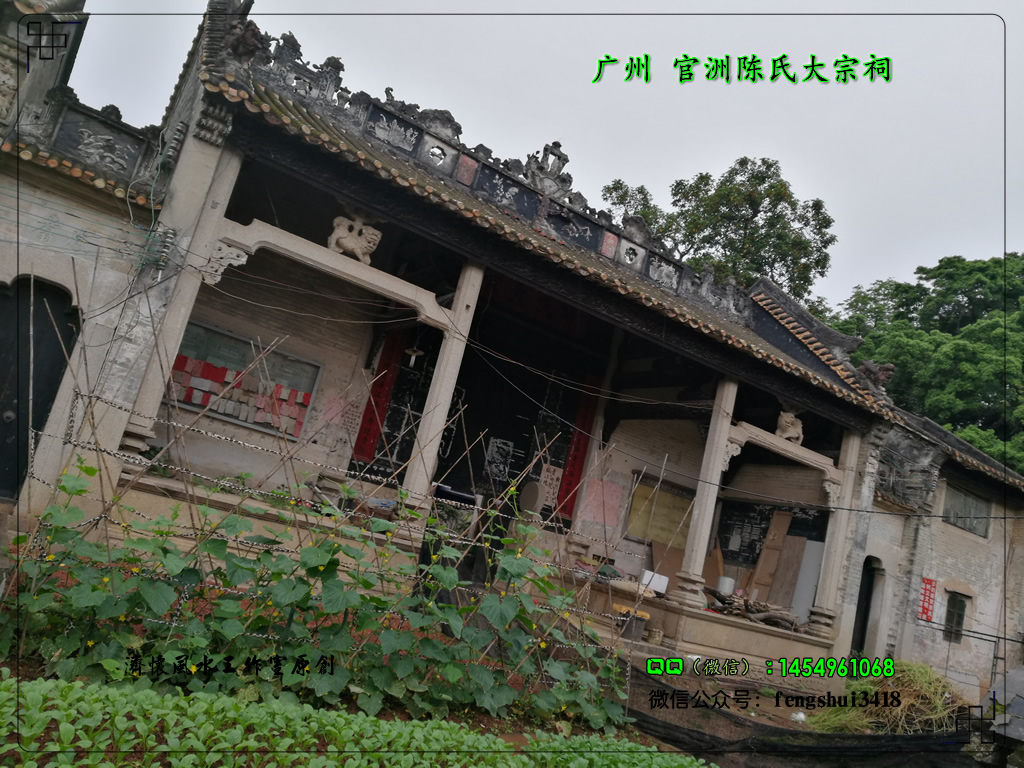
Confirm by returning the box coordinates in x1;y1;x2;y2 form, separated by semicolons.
0;278;80;499
850;556;883;655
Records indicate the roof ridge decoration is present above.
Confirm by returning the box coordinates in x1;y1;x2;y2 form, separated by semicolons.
2;80;164;208
195;4;755;329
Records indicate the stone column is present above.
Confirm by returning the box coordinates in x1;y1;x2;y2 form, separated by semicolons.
116;146;246;478
401;262;485;506
25;136;243;511
669;376;738;610
806;428;862;639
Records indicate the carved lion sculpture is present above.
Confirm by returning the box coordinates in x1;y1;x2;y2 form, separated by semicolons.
328;216;382;265
776;411;804;445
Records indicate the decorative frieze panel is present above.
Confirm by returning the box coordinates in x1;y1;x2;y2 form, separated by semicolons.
475;163;540;219
366;106;421;154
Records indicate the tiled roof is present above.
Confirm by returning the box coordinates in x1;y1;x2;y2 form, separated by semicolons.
192;5;1024;494
196;22;898;420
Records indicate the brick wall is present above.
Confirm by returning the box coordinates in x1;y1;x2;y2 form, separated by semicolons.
902;480;1008;699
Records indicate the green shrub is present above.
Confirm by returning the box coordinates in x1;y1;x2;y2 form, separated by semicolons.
2;460;629;731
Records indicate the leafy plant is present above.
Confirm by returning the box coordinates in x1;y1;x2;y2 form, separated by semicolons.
0;670;714;767
3;458;632;733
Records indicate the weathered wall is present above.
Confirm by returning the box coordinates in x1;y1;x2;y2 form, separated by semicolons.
2;162;152;509
573;419;703;579
896;478;1007;700
155;250;377;492
833;498;906;661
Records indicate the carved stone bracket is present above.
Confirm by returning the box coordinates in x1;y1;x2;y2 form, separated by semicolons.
823;479;841;509
722;439;743;472
204;243;249;284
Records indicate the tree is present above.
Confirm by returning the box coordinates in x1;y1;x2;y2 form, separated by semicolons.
601;157;837;301
839;254;1024;474
914;253;1024;334
832;279;928;337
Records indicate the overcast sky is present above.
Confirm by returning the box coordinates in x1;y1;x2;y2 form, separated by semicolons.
66;0;1020;309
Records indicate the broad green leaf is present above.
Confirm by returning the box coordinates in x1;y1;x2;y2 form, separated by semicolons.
378;630;413;655
200;538;228;560
299;546;331;569
161;550;189;576
478;593;518;630
215;513;253;537
321;581;361;613
44;504;84;527
430;565;459;590
270;579;308;607
68;584;107;608
138;581;177;616
58;474;90;496
391;656;415;679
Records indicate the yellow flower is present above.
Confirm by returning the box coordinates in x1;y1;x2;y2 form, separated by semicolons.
131;567;140;573
103;577;110;583
267;601;273;606
32;595;37;600
431;555;438;560
386;532;393;539
500;591;506;597
46;554;55;561
87;640;95;647
563;612;570;619
532;623;537;629
119;615;126;622
540;642;547;649
257;591;262;595
210;523;216;529
190;665;197;674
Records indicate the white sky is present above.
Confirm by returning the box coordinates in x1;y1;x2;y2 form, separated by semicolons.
67;0;1020;309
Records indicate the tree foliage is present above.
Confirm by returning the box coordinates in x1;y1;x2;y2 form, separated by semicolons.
836;253;1024;474
601;157;837;300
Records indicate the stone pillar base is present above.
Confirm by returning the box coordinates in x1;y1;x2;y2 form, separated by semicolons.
668;572;707;611
565;532;590;560
806;605;836;639
118;415;157;483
